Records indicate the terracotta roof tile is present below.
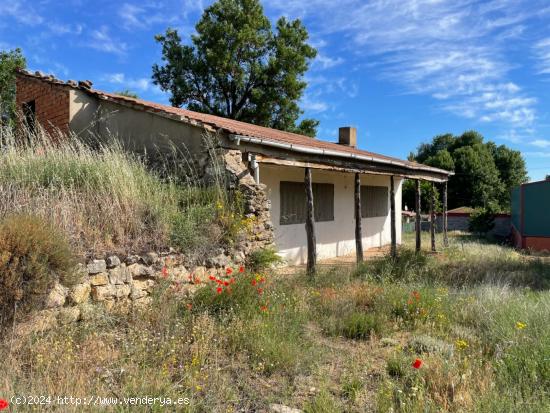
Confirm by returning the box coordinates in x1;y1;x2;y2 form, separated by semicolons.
16;69;451;177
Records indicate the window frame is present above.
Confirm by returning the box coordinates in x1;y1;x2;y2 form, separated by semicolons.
360;185;389;218
279;181;335;225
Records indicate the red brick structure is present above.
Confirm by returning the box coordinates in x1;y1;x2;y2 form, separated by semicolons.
15;74;70;135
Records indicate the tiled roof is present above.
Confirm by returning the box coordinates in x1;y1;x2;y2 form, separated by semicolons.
16;70;451;177
447;207;475;214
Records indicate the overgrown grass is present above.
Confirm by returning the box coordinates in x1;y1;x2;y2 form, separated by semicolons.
0;125;245;259
1;233;549;412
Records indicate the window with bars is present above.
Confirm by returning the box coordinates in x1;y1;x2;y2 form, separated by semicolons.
280;181;334;225
361;185;389;218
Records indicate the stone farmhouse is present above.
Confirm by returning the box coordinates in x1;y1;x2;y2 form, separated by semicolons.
15;70;452;268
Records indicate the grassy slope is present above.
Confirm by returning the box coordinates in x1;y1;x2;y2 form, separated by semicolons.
2;234;549;412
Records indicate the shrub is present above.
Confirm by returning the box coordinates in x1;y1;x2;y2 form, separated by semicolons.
468;208;496;234
340;311;385;340
246;247;283;272
0;214;76;327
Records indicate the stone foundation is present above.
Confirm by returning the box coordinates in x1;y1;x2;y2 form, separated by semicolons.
16;252;243;335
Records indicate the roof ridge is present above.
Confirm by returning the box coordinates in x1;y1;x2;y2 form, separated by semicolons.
15;69;451;178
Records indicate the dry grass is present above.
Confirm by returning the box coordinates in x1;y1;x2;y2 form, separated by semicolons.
0;125;247;260
1;233;548;412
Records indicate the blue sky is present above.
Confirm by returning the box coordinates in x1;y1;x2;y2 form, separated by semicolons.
1;0;550;180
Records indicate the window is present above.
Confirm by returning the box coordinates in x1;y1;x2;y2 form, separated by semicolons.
280;181;334;225
361;185;389;218
22;100;36;131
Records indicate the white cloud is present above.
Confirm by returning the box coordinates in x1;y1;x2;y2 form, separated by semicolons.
0;0;43;26
48;22;83;36
88;26;128;55
102;73;156;93
314;53;344;69
525;151;550;158
530;139;550;148
266;0;544;130
118;2;193;30
533;37;550;75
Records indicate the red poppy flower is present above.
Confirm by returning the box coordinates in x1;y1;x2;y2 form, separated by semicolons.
216;279;223;285
186;303;193;310
412;359;422;369
251;280;257;286
223;281;229;286
209;275;216;281
161;266;168;278
226;267;233;275
260;277;266;283
412;291;421;300
239;266;245;273
0;399;8;411
216;287;223;294
257;288;264;295
260;305;268;312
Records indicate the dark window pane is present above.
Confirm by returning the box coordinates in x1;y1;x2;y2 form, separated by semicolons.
361;185;388;218
280;181;335;225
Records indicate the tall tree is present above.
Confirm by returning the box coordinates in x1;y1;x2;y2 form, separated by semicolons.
491;144;529;209
152;0;318;137
404;130;528;212
0;48;26;126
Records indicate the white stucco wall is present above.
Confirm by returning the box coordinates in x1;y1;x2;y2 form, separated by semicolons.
68;90;205;154
260;164;403;265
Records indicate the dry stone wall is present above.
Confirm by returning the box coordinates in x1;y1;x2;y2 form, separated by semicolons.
17;251;244;335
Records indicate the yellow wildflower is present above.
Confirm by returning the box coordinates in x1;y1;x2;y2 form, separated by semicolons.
455;339;469;350
516;321;527;330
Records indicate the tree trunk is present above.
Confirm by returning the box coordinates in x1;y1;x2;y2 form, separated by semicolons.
430;182;436;252
390;176;397;258
442;181;448;248
354;173;363;263
305;167;316;276
415;179;421;253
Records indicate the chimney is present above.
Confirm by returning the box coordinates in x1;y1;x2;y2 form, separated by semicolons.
338;126;357;147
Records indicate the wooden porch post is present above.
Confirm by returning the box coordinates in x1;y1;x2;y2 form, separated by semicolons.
442;181;448;248
430;182;436;252
305;167;317;276
390;175;397;258
415;179;421;253
354;173;364;263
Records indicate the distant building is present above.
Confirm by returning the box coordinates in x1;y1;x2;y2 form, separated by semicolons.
511;178;550;252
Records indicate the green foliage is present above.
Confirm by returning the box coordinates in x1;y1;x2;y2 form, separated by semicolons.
246;246;283;272
152;0;318;136
406;130;528;211
0;214;75;327
0;48;26;126
115;89;139;99
339;311;385;340
468;207;496;234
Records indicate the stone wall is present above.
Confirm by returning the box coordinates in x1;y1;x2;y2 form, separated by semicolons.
16;252;243;335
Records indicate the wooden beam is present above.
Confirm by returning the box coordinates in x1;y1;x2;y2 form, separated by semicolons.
250;154;450;183
430;182;436;252
304;167;317;276
442;181;448;248
390;175;397;258
354;173;364;263
415;179;421;253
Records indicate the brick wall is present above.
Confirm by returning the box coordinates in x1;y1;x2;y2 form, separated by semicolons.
15;75;70;135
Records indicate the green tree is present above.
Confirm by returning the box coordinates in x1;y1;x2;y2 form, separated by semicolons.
152;0;318;136
452;144;502;209
491;144;528;209
0;48;26;126
406;130;527;212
